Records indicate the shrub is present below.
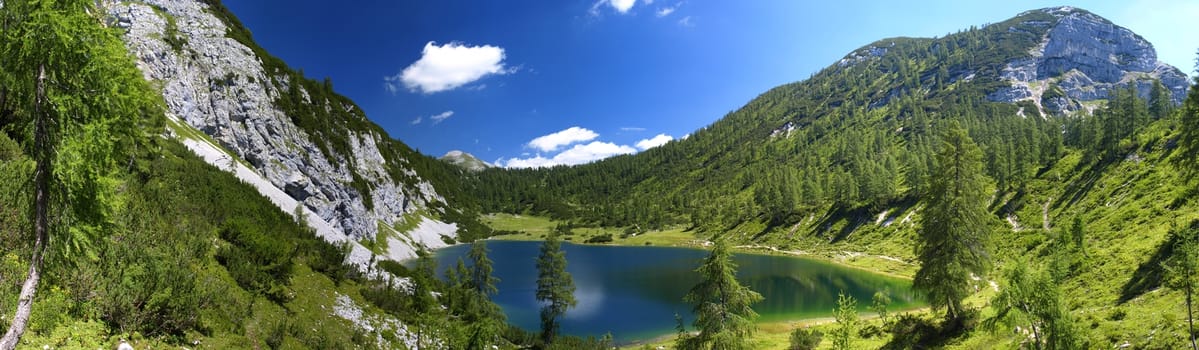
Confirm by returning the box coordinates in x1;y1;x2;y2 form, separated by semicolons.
789;327;822;350
585;234;613;244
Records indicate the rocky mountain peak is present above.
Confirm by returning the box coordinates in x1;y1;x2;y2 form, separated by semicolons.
988;6;1189;115
441;150;491;172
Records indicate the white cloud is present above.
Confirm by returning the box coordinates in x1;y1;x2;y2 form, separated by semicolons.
410;116;423;125
387;41;510;94
610;0;636;13
591;0;637;15
505;141;636;168
430;110;454;124
635;134;673;150
527;126;599;152
620;126;647;132
678;16;694;27
656;6;675;17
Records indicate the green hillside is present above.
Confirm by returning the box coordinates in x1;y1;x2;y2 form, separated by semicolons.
0;1;501;349
464;7;1199;349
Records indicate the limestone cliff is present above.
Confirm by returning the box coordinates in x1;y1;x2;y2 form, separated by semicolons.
986;6;1189;115
107;0;458;264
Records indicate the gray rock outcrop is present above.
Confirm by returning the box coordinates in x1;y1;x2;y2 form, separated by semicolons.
107;0;453;262
987;6;1189;115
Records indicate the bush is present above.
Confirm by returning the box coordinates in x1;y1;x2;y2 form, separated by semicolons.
789;327;822;350
584;234;613;244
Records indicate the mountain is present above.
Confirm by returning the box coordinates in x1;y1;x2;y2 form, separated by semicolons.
466;7;1199;347
108;0;488;263
983;6;1188;115
440;150;491;172
1;1;1197;348
470;6;1188;233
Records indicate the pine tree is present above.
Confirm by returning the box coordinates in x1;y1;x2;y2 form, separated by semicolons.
986;260;1079;350
1163;221;1199;350
0;1;164;347
467;240;500;296
914;121;992;321
536;232;576;346
1149;79;1173;120
871;288;893;325
832;292;858;350
677;239;763;350
1177;74;1199;178
464;241;505;347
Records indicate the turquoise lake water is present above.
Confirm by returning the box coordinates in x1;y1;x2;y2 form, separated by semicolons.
434;240;920;343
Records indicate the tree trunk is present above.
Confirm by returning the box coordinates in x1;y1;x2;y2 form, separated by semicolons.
1187;269;1197;350
0;64;48;350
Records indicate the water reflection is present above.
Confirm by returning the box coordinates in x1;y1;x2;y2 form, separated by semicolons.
434;241;920;343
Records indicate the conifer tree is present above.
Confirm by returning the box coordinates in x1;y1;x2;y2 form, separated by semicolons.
0;0;163;347
832;292;858;350
677;239;763;350
986;260;1079;350
1163;221;1199;350
1177;73;1199;178
464;241;505;347
536;232;576;346
914;120;992;321
1149;79;1173;120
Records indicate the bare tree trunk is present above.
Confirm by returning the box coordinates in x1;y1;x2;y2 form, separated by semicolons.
0;64;48;350
1188;269;1197;350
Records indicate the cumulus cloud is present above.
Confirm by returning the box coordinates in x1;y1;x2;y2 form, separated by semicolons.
635;134;674;150
505;141;636;168
410;116;423;125
527;127;599;152
430;110;454;124
386;41;510;94
591;0;637;15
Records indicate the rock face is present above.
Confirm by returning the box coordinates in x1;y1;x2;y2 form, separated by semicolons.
987;6;1189;115
440;150;491;172
107;0;454;262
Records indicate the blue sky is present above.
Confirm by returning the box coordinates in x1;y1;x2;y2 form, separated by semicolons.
224;0;1197;168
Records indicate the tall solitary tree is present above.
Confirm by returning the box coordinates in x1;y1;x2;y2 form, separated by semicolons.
0;0;163;348
536;232;576;346
676;239;763;350
1176;70;1199;178
464;241;505;347
914;120;993;321
1163;221;1199;350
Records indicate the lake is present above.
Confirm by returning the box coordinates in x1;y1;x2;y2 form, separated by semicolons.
433;240;920;343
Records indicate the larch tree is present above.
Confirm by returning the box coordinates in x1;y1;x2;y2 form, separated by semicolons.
465;240;505;348
535;232;576;346
914;120;992;321
1163;221;1199;350
1176;70;1199;178
676;239;763;350
986;259;1079;350
832;292;858;350
0;0;163;348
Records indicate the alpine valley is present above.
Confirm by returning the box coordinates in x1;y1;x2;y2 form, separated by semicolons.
0;1;1198;350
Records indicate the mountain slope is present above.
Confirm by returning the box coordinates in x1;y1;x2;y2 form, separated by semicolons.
108;0;487;263
471;6;1186;237
467;7;1199;347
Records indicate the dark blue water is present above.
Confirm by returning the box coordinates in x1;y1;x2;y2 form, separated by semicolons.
433;241;919;343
